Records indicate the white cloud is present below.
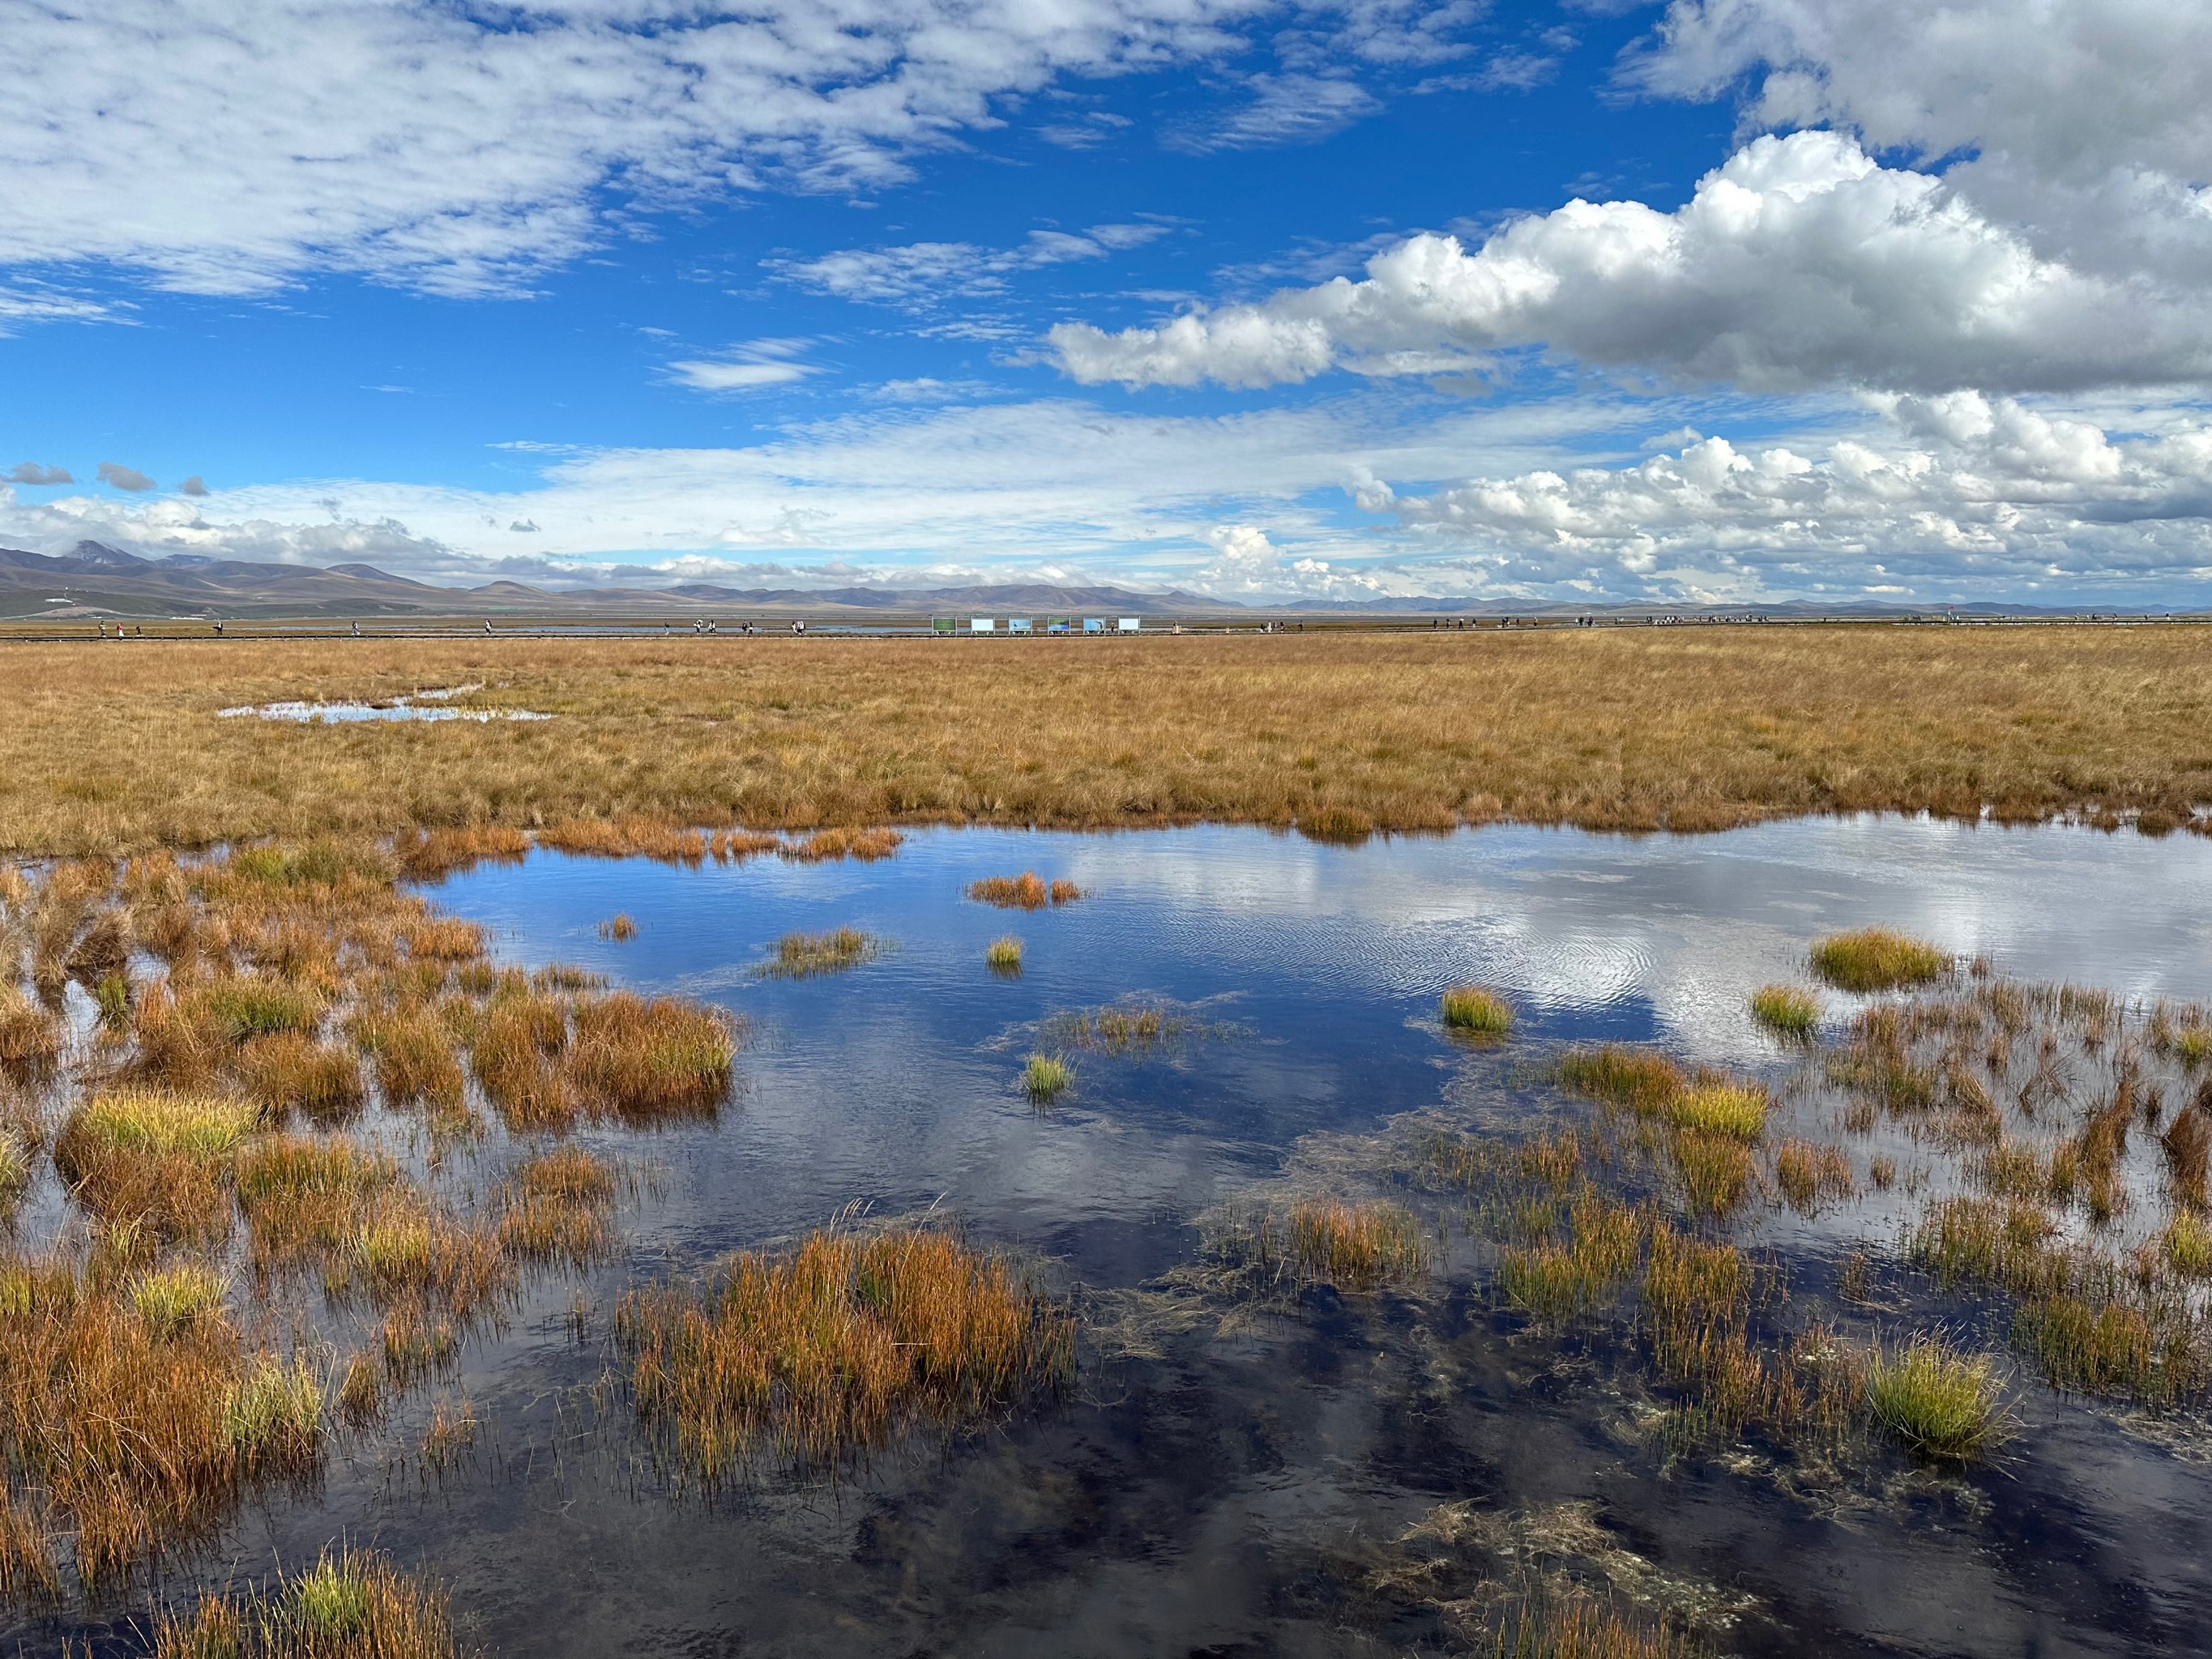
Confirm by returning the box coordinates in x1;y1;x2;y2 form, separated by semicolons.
1164;74;1380;152
770;224;1170;309
0;0;1275;298
10;389;2212;603
665;339;817;393
1629;0;2212;288
1053;130;2212;396
1394;393;2212;599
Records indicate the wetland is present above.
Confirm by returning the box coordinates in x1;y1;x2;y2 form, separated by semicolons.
3;815;2212;1655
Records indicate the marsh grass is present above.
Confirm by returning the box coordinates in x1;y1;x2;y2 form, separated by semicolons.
10;630;2212;855
2163;1210;2212;1276
1488;1597;1703;1659
150;1550;459;1659
782;827;903;863
238;1031;365;1120
421;1396;479;1468
1810;928;1951;993
128;1262;229;1338
597;913;638;941
1441;985;1514;1038
1498;1193;1642;1319
1664;1082;1767;1141
764;928;879;979
1666;1132;1756;1218
967;872;1080;910
1285;1200;1424;1289
0;987;61;1080
1749;984;1818;1037
1773;1141;1854;1213
1557;1047;1685;1112
617;1224;1071;1473
53;1090;265;1241
569;992;734;1124
496;1145;617;1266
352;1007;464;1111
1866;1337;2008;1461
1023;1054;1072;1102
984;936;1023;975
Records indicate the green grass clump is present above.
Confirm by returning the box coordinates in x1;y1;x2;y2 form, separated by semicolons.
128;1262;229;1338
1023;1054;1071;1102
64;1090;263;1161
1441;984;1514;1038
765;927;878;979
1809;928;1950;993
1668;1132;1755;1218
1665;1081;1767;1141
199;977;327;1043
150;1550;459;1658
1749;983;1818;1035
2163;1211;2212;1277
1866;1336;2007;1461
222;1353;324;1473
985;936;1023;974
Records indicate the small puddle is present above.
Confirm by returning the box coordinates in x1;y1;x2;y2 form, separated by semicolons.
218;683;551;723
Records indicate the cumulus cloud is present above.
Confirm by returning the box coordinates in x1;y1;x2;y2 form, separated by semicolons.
177;476;207;497
96;462;155;492
1053;130;2212;396
1629;0;2212;288
8;463;71;485
1394;393;2212;598
770;224;1169;309
0;0;1461;300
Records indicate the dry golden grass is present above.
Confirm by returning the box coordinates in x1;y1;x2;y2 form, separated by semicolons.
1285;1200;1425;1288
3;628;2210;853
617;1224;1071;1473
0;1249;323;1587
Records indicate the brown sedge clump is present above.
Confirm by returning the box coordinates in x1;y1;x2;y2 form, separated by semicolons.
966;872;1079;910
617;1223;1071;1474
1284;1200;1425;1289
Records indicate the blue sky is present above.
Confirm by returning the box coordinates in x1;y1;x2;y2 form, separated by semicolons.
2;1;2210;604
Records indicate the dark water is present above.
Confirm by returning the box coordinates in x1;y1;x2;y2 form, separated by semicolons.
32;818;2212;1656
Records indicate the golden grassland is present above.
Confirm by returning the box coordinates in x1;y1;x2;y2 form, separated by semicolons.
2;627;2211;854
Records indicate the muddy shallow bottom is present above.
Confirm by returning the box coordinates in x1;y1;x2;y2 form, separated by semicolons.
21;817;2212;1657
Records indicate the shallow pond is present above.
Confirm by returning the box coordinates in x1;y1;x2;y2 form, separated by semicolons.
23;817;2212;1656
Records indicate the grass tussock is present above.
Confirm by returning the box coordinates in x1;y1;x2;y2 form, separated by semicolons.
351;1007;465;1111
150;1550;458;1659
1498;1193;1642;1319
781;826;903;863
0;1250;324;1585
966;872;1081;910
393;823;531;883
617;1224;1071;1473
569;992;735;1124
1809;928;1951;993
1773;1141;1855;1213
1286;1200;1424;1289
764;927;879;979
496;1145;617;1266
127;1262;230;1338
1663;1081;1767;1141
1488;1596;1703;1659
1023;1054;1072;1102
1749;983;1819;1036
237;1031;365;1120
984;935;1023;974
0;986;62;1080
1557;1047;1685;1112
597;912;637;941
53;1090;265;1241
1866;1337;2008;1461
1441;984;1514;1038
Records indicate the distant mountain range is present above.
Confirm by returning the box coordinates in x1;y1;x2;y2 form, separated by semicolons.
0;542;1222;619
0;540;2180;621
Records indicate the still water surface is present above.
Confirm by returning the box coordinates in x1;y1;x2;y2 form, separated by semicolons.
47;817;2212;1655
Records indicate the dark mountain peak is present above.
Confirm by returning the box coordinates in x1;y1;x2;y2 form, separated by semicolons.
66;540;152;571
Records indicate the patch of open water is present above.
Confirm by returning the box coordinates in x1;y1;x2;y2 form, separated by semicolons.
25;817;2212;1656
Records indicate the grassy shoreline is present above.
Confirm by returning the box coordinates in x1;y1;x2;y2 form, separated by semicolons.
3;627;2210;855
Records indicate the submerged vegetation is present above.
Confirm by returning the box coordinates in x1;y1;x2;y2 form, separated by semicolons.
763;927;880;979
